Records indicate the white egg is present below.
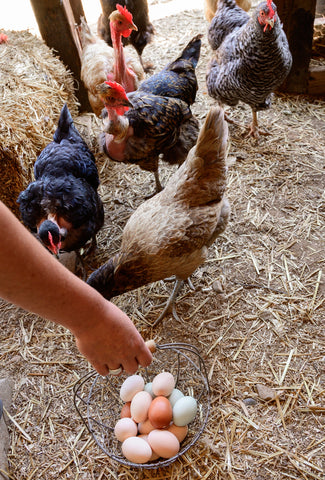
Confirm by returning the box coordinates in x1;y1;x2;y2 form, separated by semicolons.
114;417;138;442
130;390;152;423
152;372;175;396
172;396;197;426
122;436;152;464
120;375;145;402
168;388;184;407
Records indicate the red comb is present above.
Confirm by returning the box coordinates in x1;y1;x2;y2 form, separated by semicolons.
116;4;133;24
105;80;126;94
267;0;275;17
104;81;130;101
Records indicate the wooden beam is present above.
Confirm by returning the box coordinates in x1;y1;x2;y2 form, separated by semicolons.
29;0;92;113
276;0;317;93
307;64;325;94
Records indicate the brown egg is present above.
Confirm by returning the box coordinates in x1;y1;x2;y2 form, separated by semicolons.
167;423;188;443
148;396;173;429
120;402;131;418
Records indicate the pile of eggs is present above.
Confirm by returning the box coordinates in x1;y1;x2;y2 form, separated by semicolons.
114;371;198;464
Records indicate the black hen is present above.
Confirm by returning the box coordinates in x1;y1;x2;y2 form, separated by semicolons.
18;104;104;256
138;34;203;106
98;81;199;195
97;0;154;71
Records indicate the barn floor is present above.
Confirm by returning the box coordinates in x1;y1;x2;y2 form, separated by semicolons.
1;1;325;479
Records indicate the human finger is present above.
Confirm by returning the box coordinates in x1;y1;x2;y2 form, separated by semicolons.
92;361;110;377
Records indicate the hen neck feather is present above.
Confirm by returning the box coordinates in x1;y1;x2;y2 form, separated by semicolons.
103;108;129;141
232;14;283;53
111;25;135;92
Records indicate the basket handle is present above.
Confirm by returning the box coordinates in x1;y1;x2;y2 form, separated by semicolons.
145;339;156;354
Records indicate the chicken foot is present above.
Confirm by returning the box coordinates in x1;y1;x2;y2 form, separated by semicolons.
224;109;270;138
152;279;186;326
245;110;271;138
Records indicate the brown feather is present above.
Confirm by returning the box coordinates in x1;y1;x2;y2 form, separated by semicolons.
87;107;230;301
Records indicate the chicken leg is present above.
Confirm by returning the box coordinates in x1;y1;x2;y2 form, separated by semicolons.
152;279;185;326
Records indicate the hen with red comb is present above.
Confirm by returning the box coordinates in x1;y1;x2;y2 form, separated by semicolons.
17;104;104;258
207;0;292;137
98;0;154;72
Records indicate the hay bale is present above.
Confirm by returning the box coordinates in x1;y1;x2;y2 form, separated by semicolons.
0;29;79;217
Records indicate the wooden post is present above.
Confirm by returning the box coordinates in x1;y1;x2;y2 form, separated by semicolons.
30;0;92;112
276;0;317;93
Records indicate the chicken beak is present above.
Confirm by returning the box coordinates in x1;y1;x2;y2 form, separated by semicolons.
130;21;138;32
122;98;134;108
265;17;275;30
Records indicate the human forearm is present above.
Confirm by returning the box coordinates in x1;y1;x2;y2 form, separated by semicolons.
0;202;152;374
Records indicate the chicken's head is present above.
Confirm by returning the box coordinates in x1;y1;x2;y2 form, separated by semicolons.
97;81;133;115
110;4;138;38
257;0;277;32
38;220;62;256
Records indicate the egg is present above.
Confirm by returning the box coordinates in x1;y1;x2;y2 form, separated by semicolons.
167;423;188;443
138;418;156;435
147;429;180;458
130;391;152;423
148;396;173;429
122;436;152;464
120;402;131;418
144;382;155;398
120;375;145;402
114;417;138;442
172;396;197;426
138;435;160;461
152;372;175;397
168;388;184;407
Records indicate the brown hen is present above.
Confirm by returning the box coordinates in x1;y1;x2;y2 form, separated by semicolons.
87;106;230;325
204;0;252;23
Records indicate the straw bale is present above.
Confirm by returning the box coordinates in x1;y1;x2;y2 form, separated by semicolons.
0;28;79;216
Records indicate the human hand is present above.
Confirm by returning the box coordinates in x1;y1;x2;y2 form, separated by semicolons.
74;301;152;376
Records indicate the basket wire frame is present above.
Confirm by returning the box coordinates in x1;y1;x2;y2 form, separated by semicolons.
73;342;211;469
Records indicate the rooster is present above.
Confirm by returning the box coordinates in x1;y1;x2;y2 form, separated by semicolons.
87;106;230;325
17;104;104;257
98;0;154;72
97;81;199;195
206;0;292;137
79;7;144;117
138;34;202;106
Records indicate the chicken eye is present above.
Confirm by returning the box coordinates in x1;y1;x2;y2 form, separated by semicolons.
260;11;265;16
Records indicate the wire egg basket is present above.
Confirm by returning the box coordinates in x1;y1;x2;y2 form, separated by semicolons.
73;342;210;469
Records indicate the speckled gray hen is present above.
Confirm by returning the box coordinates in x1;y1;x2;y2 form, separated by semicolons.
206;0;292;137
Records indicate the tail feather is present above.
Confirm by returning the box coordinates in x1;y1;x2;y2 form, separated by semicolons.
195;106;228;167
176;34;203;68
79;16;96;47
53;104;80;144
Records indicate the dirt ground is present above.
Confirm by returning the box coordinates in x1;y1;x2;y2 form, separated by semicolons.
1;1;325;479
